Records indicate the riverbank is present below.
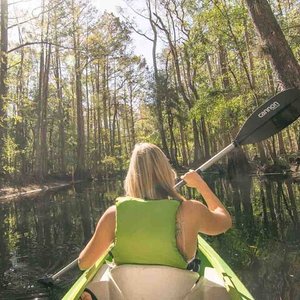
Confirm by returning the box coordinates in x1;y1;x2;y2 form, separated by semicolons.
0;180;79;202
0;161;299;202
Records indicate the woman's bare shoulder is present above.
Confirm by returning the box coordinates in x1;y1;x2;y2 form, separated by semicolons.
180;200;207;221
105;205;116;214
181;199;207;211
181;200;231;235
101;205;116;222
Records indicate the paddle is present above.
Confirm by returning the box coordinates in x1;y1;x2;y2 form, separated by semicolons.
38;258;78;286
175;88;300;189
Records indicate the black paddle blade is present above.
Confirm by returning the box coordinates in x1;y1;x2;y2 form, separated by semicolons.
37;275;55;286
235;88;300;145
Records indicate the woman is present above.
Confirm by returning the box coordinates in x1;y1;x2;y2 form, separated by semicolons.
79;143;232;299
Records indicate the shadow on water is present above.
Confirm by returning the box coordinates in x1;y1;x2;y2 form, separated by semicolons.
0;176;299;300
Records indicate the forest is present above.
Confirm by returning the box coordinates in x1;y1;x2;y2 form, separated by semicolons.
0;0;299;185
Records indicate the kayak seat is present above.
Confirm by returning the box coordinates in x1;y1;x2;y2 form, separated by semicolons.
85;264;110;300
85;264;229;300
109;264;199;300
187;267;230;300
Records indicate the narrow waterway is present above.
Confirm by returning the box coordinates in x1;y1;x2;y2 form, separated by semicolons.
0;175;299;300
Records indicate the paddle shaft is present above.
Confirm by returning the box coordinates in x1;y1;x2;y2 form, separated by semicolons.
175;142;236;189
51;258;78;281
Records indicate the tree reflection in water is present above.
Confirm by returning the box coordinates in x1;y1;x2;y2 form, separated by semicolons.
0;177;299;300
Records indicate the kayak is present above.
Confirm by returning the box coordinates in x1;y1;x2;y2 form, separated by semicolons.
62;236;254;300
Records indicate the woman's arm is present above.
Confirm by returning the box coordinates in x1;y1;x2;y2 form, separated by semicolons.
181;170;232;235
78;205;116;270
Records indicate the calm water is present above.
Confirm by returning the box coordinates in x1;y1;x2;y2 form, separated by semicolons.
0;176;299;300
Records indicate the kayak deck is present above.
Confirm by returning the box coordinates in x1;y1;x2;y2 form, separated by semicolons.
63;236;254;300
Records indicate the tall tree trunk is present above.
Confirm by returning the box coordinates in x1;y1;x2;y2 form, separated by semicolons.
102;58;109;157
85;25;90;162
53;12;66;174
245;0;300;89
148;0;170;158
106;59;112;156
244;17;256;87
265;59;275;94
15;34;27;176
294;124;300;152
286;181;299;225
178;118;188;166
86;62;90;161
40;44;51;177
200;117;210;160
205;53;216;89
74;47;85;177
277;132;286;155
0;0;8;174
129;82;136;149
34;2;50;180
218;40;230;90
117;118;123;171
72;1;86;178
94;63;102;168
166;107;178;166
111;91;117;156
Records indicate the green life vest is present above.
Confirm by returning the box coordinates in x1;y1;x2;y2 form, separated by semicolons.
111;197;188;269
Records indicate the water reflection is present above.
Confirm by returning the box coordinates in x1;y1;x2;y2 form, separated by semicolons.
0;181;122;299
208;174;300;300
0;177;299;300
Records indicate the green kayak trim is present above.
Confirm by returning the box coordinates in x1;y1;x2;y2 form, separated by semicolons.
63;237;255;300
197;236;254;300
62;251;109;300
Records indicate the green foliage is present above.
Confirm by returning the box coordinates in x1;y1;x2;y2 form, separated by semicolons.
2;136;19;174
190;90;250;128
102;156;118;168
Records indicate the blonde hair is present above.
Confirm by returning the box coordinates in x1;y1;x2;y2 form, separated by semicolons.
124;143;185;201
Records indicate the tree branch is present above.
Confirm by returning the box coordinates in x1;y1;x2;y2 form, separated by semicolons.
8;41;81;53
130;25;153;42
8;0;65;29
